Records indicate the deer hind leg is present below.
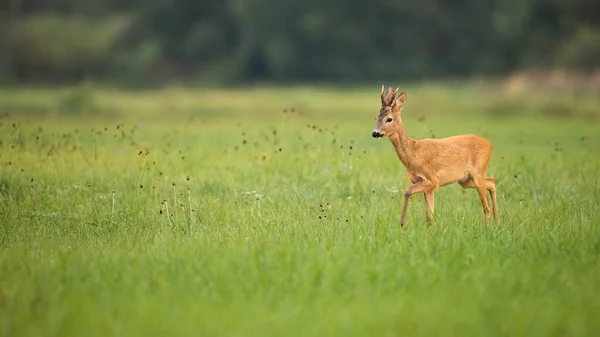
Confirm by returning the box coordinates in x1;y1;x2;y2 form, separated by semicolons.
459;177;491;220
474;176;491;220
423;191;435;225
400;178;437;227
486;177;498;221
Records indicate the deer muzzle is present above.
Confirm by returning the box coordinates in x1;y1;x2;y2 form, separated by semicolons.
372;130;383;138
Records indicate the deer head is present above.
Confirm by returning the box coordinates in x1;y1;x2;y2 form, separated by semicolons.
372;85;407;138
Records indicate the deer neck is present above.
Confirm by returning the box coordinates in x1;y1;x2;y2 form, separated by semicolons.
388;124;415;168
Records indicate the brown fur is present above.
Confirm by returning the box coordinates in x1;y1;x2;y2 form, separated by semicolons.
373;86;498;226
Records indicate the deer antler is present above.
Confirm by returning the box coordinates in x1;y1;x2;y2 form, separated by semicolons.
390;87;400;106
380;86;396;106
381;86;402;106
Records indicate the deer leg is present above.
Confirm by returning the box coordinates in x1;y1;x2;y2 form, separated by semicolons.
473;176;491;220
486;177;498;222
423;191;435;225
400;180;436;226
459;177;491;220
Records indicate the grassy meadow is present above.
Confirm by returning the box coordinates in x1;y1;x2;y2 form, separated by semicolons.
1;83;599;336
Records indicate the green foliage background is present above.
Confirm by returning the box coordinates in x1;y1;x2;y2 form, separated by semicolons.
1;0;599;84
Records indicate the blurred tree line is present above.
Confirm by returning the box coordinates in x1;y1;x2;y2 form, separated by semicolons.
0;0;598;84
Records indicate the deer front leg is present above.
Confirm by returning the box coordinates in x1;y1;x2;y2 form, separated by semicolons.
400;179;436;226
424;191;435;225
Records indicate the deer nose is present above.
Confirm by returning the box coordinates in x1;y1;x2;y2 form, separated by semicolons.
372;130;381;138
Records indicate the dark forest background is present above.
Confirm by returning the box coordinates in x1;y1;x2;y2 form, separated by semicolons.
0;0;599;85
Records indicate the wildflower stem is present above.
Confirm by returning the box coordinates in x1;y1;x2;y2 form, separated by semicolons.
163;201;173;229
136;152;148;187
187;188;193;226
172;183;177;223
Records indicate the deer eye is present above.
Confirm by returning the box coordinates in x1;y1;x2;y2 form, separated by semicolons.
386;117;393;123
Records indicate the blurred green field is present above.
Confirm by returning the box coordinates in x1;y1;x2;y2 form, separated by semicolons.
1;83;599;337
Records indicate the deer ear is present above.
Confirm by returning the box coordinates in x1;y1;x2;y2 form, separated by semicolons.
395;92;407;108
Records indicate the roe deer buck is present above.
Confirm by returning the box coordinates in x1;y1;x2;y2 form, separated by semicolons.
372;86;498;226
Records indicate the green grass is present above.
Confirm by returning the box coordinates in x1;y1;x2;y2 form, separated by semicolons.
1;83;599;337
